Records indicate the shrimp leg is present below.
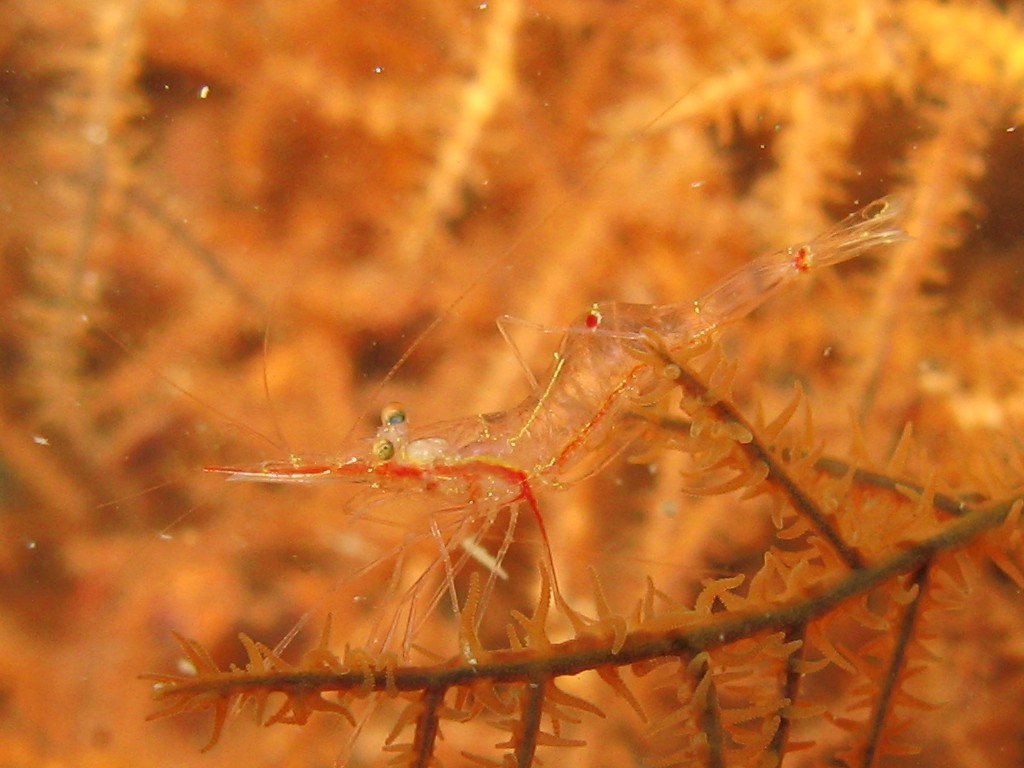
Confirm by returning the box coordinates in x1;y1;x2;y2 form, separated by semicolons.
496;314;544;391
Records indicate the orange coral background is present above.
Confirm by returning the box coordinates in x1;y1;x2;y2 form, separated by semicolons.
2;0;1024;766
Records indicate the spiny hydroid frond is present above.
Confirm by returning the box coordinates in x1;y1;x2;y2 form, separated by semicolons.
143;336;1024;764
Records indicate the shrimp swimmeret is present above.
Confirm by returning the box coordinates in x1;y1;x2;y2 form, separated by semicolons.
207;196;908;646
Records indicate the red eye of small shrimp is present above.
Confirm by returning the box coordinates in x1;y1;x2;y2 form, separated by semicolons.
585;306;602;330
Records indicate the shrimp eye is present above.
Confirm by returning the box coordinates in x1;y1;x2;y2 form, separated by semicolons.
585;305;602;330
372;437;396;462
380;402;407;426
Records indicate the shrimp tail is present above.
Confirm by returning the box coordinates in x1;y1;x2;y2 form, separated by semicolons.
691;196;909;330
798;195;910;270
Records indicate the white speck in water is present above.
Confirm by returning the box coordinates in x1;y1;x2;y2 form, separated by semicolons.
23;538;37;550
32;434;49;446
373;66;383;74
198;84;210;99
822;345;833;357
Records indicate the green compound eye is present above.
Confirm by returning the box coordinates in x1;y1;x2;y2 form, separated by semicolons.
380;402;407;426
372;438;396;462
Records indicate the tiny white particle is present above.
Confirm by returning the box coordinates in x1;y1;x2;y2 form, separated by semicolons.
198;84;210;99
479;2;488;8
822;345;833;357
690;180;705;188
1008;125;1017;133
373;66;383;74
23;539;37;550
32;434;49;446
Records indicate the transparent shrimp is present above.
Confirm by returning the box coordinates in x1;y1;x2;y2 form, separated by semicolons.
207;196;908;654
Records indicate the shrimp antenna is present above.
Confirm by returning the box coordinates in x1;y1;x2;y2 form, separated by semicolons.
344;54;718;441
259;311;294;456
130;187;265;312
88;318;287;454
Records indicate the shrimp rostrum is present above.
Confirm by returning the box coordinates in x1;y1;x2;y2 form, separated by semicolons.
207;196;908;655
